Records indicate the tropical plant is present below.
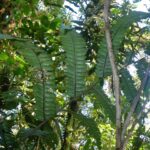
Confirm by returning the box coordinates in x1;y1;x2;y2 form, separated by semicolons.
0;0;150;150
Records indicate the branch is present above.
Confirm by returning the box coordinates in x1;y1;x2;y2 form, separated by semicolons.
121;65;150;142
122;107;150;150
103;0;122;149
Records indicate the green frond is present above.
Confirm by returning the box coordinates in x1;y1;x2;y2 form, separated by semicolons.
0;121;16;148
135;58;150;97
0;34;56;120
120;69;137;103
74;113;101;149
112;11;150;51
61;30;87;98
18;126;59;149
96;11;150;78
96;38;112;78
14;41;56;121
18;128;49;139
92;85;115;124
135;58;149;80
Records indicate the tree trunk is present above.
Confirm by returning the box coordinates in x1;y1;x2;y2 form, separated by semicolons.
103;0;122;149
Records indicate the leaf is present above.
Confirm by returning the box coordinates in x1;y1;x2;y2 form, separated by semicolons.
135;58;149;80
42;125;59;149
0;53;9;61
61;30;87;98
120;69;137;103
14;40;56;120
74;113;101;149
18;128;48;139
92;85;116;124
0;120;17;148
65;5;77;14
40;15;49;26
96;11;150;78
135;58;150;97
112;11;150;51
5;40;56;120
0;34;56;120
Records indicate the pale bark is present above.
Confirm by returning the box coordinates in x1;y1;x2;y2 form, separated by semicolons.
103;0;122;149
121;65;150;142
122;106;150;150
103;1;150;149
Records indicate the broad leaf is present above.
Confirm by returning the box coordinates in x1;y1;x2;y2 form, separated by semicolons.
14;41;56;120
120;69;137;103
61;30;87;98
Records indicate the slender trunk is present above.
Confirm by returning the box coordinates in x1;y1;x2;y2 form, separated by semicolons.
103;0;122;149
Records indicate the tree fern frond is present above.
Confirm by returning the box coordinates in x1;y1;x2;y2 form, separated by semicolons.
14;41;56;120
74;113;101;149
120;69;137;103
96;11;150;78
61;30;87;98
0;33;56;120
92;85;116;124
135;58;150;97
135;58;149;80
18;128;49;139
112;11;150;51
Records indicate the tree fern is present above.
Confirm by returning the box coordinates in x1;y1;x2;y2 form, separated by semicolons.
61;30;87;98
96;11;150;78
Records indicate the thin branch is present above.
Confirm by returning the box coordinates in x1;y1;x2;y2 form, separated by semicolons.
103;0;122;149
122;107;150;150
122;115;141;150
121;65;150;142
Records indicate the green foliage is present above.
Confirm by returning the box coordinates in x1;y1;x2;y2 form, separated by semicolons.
0;1;150;149
0;34;56;120
112;11;150;51
96;11;150;78
0;53;9;61
0;120;18;149
120;69;137;103
131;126;145;150
91;84;116;124
74;113;101;149
61;30;87;98
135;58;149;80
18;128;49;139
2;89;20;109
15;41;56;120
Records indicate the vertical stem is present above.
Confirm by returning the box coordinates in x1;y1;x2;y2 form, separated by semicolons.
103;0;122;149
121;65;150;142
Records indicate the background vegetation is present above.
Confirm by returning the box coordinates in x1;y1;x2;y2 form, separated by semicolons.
0;0;150;149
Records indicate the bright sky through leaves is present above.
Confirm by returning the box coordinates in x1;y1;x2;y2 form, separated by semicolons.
117;0;150;12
